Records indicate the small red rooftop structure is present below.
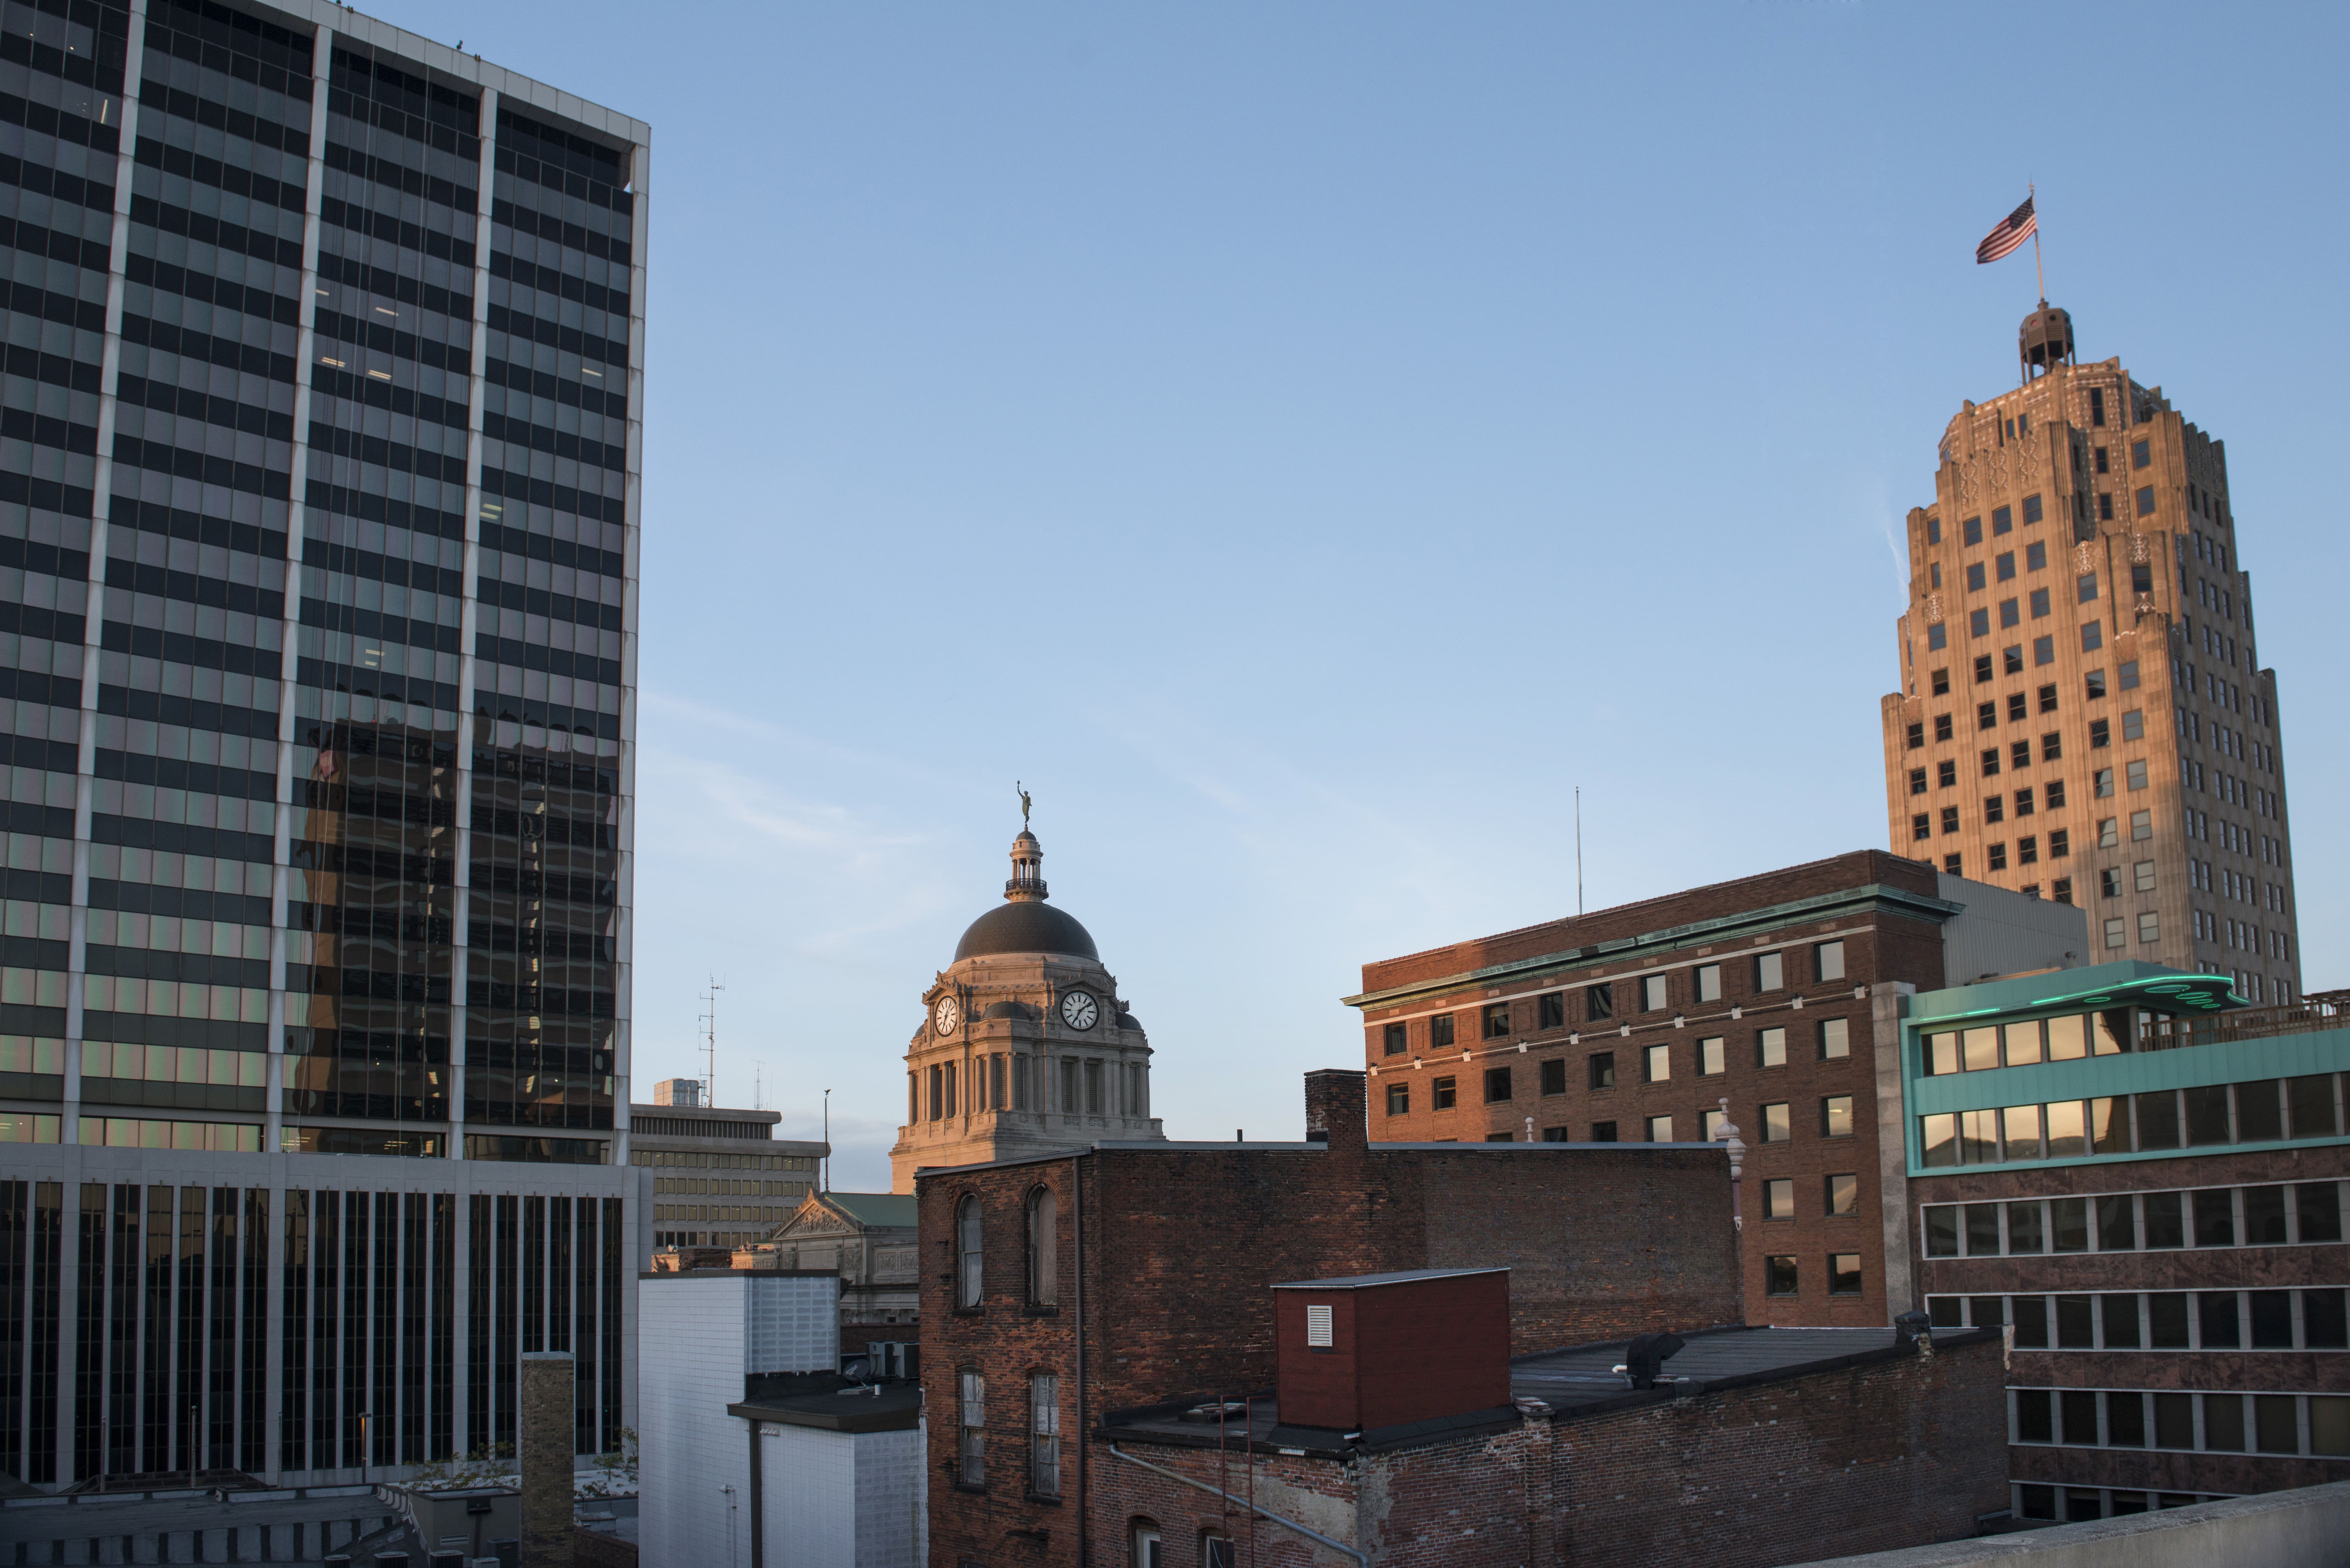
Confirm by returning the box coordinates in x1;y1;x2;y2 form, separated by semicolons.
1273;1266;1511;1434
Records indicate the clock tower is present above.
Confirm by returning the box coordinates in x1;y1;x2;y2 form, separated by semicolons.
889;826;1165;1191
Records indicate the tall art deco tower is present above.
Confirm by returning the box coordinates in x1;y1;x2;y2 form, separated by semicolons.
1880;305;2298;1000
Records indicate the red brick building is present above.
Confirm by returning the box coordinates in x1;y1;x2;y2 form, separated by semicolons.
916;1070;1745;1567
1346;850;2084;1328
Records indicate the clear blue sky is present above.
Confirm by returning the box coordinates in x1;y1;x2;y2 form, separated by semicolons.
390;2;2346;1190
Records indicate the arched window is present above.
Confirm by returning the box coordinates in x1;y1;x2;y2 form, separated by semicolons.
1026;1187;1058;1307
956;1194;983;1308
1128;1519;1161;1568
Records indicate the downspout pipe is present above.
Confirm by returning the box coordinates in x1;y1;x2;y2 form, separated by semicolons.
1105;1442;1370;1568
746;1415;764;1568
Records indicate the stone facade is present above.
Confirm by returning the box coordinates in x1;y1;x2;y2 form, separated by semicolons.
741;1190;920;1327
1879;317;2299;1001
890;829;1164;1191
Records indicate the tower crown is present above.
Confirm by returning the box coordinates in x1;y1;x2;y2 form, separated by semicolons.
1006;828;1046;902
2020;301;2074;380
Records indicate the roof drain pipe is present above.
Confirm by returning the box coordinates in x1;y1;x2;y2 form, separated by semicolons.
1104;1442;1369;1568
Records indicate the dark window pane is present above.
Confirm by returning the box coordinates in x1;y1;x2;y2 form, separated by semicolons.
2184;1085;2231;1145
2056;1294;2095;1348
2061;1390;2099;1445
2302;1289;2347;1349
2136;1091;2180;1149
2244;1186;2288;1245
2154;1392;2195;1449
1966;1203;2001;1255
2204;1395;2245;1451
2194;1189;2236;1247
1764;1255;1798;1295
1484;1068;1513;1104
2018;1485;2056;1520
2235;1080;2283;1142
2016;1389;2053;1444
1587;1053;1615;1090
2011;1295;2049;1348
1539;1058;1566;1096
1584;984;1612;1021
2143;1192;2185;1248
2199;1292;2241;1349
2051;1197;2089;1252
2109;1492;2148;1516
1589;1121;1617;1143
1537;992;1565;1030
2101;1294;2141;1349
2298;1183;2342;1243
2065;1489;2103;1522
1924;1206;1959;1257
2256;1395;2300;1455
2249;1290;2294;1348
2006;1202;2044;1253
1928;1295;1964;1328
2106;1391;2146;1447
1968;1296;2005;1329
2096;1195;2137;1250
2091;1097;2130;1154
2147;1293;2190;1348
2287;1074;2340;1138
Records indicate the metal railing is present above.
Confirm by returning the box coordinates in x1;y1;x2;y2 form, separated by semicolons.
2140;991;2350;1052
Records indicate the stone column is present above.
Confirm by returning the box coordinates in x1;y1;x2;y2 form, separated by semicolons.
519;1352;575;1568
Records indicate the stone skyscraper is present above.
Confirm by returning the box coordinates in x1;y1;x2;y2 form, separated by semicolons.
0;0;644;1488
1881;305;2296;1000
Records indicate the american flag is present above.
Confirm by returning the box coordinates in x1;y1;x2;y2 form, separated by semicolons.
1976;196;2036;264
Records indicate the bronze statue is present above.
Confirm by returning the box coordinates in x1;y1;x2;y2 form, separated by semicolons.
1017;781;1032;827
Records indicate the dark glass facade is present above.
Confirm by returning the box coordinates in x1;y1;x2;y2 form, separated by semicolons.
0;0;641;1489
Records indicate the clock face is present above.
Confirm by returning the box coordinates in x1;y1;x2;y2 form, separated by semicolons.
1059;990;1099;1031
933;996;960;1035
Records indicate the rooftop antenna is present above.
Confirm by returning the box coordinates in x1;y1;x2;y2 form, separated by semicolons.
1575;787;1584;917
699;976;723;1107
753;1059;764;1112
822;1089;831;1193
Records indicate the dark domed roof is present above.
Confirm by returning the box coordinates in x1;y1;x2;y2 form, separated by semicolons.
953;901;1099;963
1115;1011;1140;1031
981;999;1036;1021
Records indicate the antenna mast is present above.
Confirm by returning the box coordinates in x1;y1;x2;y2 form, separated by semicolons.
699;976;723;1107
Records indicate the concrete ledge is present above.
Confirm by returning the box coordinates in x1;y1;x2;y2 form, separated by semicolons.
1785;1481;2350;1568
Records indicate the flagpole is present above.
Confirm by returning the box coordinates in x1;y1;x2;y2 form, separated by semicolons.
2030;181;2044;304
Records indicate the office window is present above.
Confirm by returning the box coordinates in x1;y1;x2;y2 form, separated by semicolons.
2029;587;2050;619
1538;1059;1567;1096
2000;598;2020;627
1757;1028;1787;1068
2082;620;2103;651
1644;1044;1671;1083
1641;974;1669;1012
1828;1255;1862;1295
2138;911;2161;944
1938;759;1958;787
1992;505;2013;535
1931;667;1951;695
2015;786;2035;817
1646;1114;1674;1142
959;1370;987;1485
1927;515;1943;543
2121;708;2144;741
1755;952;1784;991
1588;1053;1615;1091
1911;813;1931;842
2097;817;2118;848
1985;794;2006;825
1962;516;1983;545
1586;984;1614;1021
1815;940;1845;982
1029;1373;1061;1498
1589;1121;1618;1142
2037;683;2058;713
1429;1014;1454;1048
1927;622;1947;651
2018;834;2038;864
1699;1037;1726;1076
1936;713;1955;741
2119;659;2140;690
1537;992;1565;1030
1383;1023;1406;1056
2077;572;2099;604
1483;1067;1513;1104
2134;861;2155;893
2095;768;2114;797
1973;655;1994;685
2131;439;2150;469
1761;1103;1791;1142
1384;1083;1409;1117
2004;692;2026;723
2135;487;2155;518
1970;608;1990;637
957;1196;985;1308
1826;1174;1858;1216
1944;854;1962;875
1540;1127;1569;1143
1966;562;1987;592
1996;551;2016;582
2131;810;2153;841
2010;739;2031;771
2126;760;2149;791
2023;495;2043;525
1765;1256;1799;1296
1987;842;2007;871
2005;646;2025;677
2089;390;2106;427
2104;918;2126;949
1695;965;1722;1003
2098;493;2113;520
1431;1076;1456;1110
1764;1179;1795;1221
1819;1018;1850;1059
1702;1107;1727;1141
2032;635;2053;665
1981;750;2001;779
1822;1096;1854;1137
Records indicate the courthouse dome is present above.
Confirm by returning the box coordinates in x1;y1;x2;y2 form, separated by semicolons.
950;825;1101;962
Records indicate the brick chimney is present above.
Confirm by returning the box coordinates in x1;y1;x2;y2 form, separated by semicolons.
1303;1069;1367;1152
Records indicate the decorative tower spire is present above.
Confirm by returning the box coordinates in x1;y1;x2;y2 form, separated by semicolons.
1005;828;1048;902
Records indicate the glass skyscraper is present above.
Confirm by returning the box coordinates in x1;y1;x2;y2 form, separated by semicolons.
0;0;643;1486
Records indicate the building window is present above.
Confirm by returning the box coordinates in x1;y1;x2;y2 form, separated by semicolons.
2131;439;2150;469
1202;1535;1235;1568
1757;1028;1787;1068
1641;974;1669;1011
1431;1076;1456;1110
2019;834;2038;864
1936;712;1955;741
1826;1174;1858;1216
2131;810;2153;841
1981;749;2001;779
2015;786;2036;817
1695;965;1722;1003
2000;598;2020;628
1647;1115;1674;1142
2083;620;2104;651
1943;853;1962;875
2053;876;2073;903
2119;659;2140;690
1699;1037;1726;1076
1762;1178;1794;1220
2023;494;2043;525
1931;667;1950;695
2104;917;2126;949
1822;1096;1854;1137
1911;813;1931;842
1537;992;1565;1030
1131;1522;1163;1568
1963;516;1983;546
929;1064;944;1121
1988;842;2008;871
1384;1083;1409;1117
1829;1255;1862;1295
1539;1059;1566;1095
1996;551;2015;582
1977;700;1998;732
1755;952;1783;991
1482;1003;1511;1039
2099;493;2114;520
2089;389;2106;426
1970;608;1990;638
1541;1126;1569;1142
959;1370;986;1486
1029;1373;1060;1498
1644;1044;1671;1082
957;1196;985;1309
2030;588;2051;619
1586;983;1614;1021
1429;1013;1454;1049
1967;562;1987;592
1985;794;2006;824
2095;768;2115;797
1589;1122;1617;1142
1702;1107;1727;1141
1027;1188;1058;1307
1588;1053;1615;1090
1819;1018;1849;1059
1765;1256;1799;1296
1383;1023;1406;1056
1762;1103;1791;1142
2127;760;2149;791
1939;759;1958;787
2139;911;2161;944
1484;1067;1513;1104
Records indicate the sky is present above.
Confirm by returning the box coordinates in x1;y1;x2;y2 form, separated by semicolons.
386;1;2345;1190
